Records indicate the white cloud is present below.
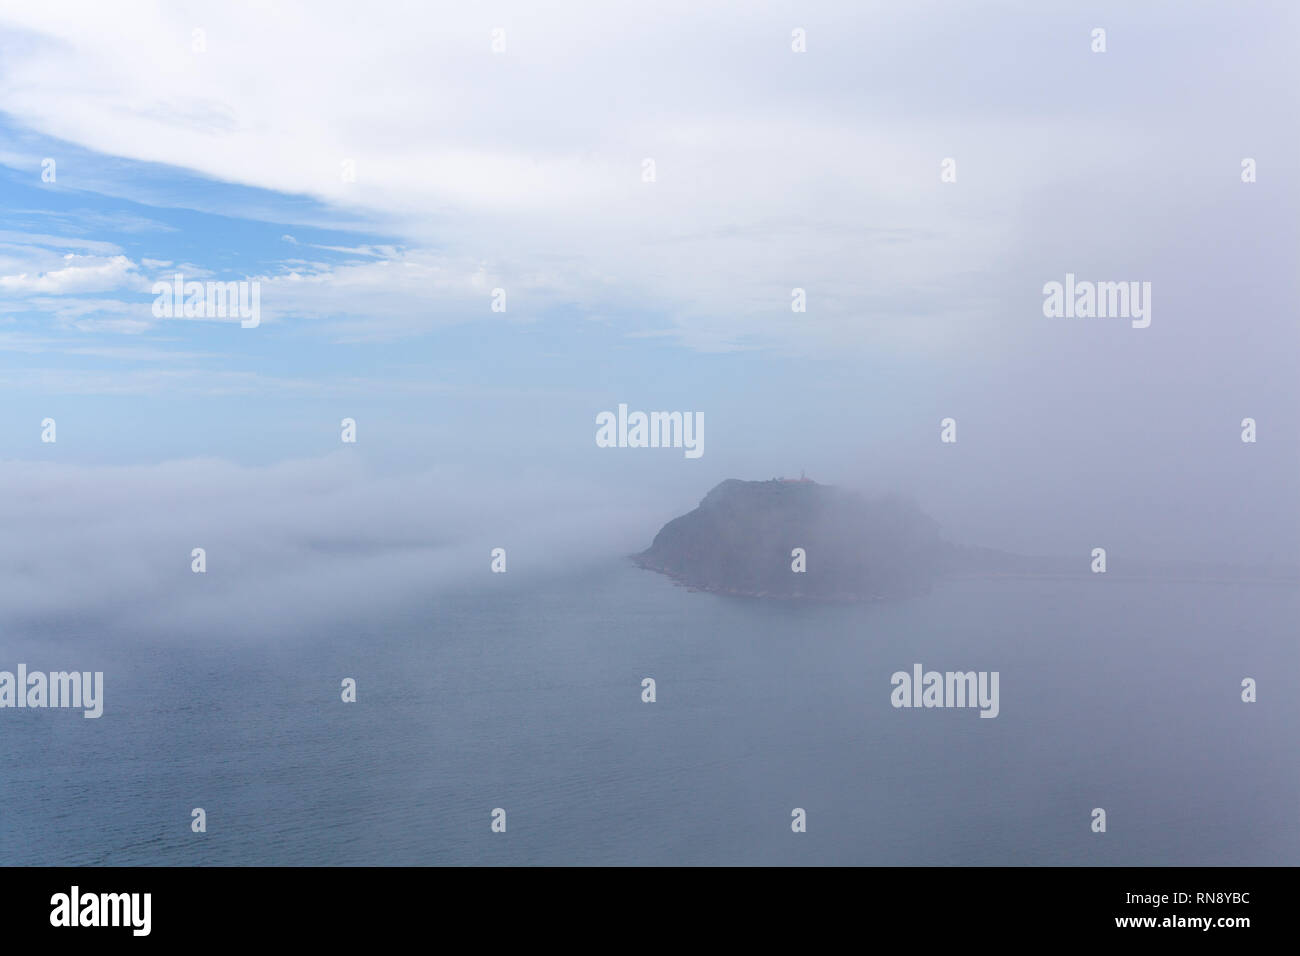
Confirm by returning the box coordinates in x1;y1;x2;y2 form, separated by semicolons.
0;2;1020;352
0;231;123;255
0;252;139;293
0;1;1293;353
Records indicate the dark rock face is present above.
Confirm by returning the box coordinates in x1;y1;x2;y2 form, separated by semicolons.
633;478;951;600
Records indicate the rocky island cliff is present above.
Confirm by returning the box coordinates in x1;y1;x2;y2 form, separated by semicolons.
634;477;959;600
633;477;1295;600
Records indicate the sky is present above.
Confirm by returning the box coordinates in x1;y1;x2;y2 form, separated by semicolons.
0;0;1297;635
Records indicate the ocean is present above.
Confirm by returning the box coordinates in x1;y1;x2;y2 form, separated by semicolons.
2;563;1297;866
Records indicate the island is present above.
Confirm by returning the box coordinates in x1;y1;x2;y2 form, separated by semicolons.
632;476;1061;600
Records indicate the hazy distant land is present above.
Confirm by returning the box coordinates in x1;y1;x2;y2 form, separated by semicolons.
633;478;1297;600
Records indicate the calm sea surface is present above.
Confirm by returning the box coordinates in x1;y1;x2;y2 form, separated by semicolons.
3;564;1297;865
